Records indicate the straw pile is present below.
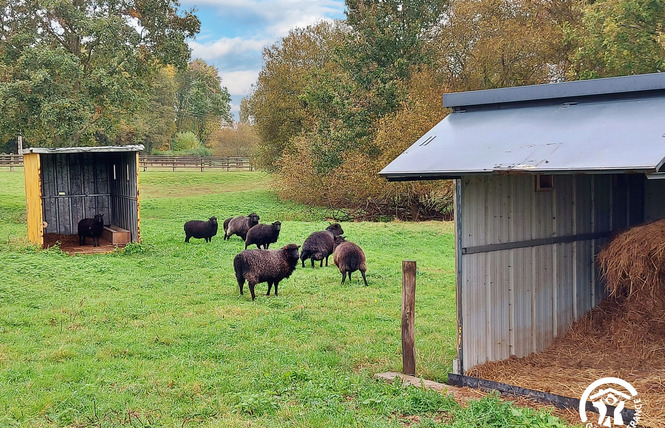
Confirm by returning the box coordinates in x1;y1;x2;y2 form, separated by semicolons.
469;219;665;427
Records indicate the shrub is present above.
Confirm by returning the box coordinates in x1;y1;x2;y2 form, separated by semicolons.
171;131;200;151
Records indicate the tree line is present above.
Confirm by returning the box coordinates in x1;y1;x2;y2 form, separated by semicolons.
245;0;665;220
0;0;239;155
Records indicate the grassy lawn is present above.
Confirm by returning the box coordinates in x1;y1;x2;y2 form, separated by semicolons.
0;169;573;427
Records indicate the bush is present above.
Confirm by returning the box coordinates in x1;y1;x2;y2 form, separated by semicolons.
171;131;200;151
182;147;212;156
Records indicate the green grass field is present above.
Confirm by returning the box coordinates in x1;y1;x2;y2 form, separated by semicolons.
0;169;573;427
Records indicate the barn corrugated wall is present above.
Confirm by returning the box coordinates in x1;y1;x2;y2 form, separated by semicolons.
457;173;646;372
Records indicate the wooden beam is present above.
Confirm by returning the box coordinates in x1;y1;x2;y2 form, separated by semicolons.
402;260;416;375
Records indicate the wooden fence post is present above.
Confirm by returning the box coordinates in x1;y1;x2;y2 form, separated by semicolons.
402;260;416;375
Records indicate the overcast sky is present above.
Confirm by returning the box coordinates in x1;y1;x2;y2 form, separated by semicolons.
179;0;347;120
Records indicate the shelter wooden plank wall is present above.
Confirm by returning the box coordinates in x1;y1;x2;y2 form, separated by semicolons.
457;173;645;372
23;153;43;245
40;153;112;234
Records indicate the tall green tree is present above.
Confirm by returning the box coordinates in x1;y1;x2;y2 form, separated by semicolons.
175;59;232;145
569;0;665;78
248;21;346;171
295;0;450;173
0;0;199;147
114;65;178;152
344;0;450;115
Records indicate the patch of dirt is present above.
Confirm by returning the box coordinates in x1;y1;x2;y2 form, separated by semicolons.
43;233;123;254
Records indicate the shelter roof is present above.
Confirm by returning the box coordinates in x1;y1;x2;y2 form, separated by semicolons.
23;145;144;155
379;73;665;181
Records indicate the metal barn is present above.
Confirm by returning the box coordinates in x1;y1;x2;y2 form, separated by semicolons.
23;145;143;248
379;73;665;374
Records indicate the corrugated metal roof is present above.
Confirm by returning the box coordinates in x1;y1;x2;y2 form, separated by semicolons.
24;145;144;154
380;73;665;181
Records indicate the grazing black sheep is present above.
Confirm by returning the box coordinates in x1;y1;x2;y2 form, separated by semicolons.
233;243;300;300
245;221;281;249
299;223;344;268
222;217;231;238
78;214;104;247
333;240;368;286
184;216;218;243
224;212;260;241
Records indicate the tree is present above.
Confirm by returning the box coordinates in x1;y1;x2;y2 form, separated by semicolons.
247;20;347;171
432;0;582;91
569;0;665;78
291;0;450;175
175;59;232;145
0;0;199;147
343;0;450;115
114;65;178;152
208;122;260;157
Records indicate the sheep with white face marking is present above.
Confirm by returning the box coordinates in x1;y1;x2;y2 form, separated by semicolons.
224;212;260;241
184;216;218;243
78;214;104;246
245;221;281;249
233;243;300;300
299;223;344;268
333;240;368;286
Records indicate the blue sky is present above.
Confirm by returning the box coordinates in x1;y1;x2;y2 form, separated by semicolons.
179;0;347;120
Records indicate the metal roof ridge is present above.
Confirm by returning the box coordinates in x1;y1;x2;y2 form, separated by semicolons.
443;73;665;108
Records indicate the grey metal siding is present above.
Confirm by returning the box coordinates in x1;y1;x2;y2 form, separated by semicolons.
458;173;644;372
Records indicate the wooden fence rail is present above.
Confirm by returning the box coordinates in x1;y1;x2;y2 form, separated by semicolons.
0;154;22;171
0;154;253;172
139;155;253;171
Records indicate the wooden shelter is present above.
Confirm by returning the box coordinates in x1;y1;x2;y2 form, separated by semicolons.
379;73;665;374
23;145;143;251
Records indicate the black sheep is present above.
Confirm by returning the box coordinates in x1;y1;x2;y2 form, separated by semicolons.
233;243;300;300
78;214;104;247
224;212;260;241
333;240;368;286
245;221;281;249
184;217;218;243
299;223;344;268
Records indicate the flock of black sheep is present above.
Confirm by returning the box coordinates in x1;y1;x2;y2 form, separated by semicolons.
183;213;368;301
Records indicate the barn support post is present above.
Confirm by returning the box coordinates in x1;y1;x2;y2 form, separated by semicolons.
453;178;463;375
402;260;417;375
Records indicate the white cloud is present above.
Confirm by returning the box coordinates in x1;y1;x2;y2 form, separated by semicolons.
190;37;269;63
220;70;260;96
181;0;345;120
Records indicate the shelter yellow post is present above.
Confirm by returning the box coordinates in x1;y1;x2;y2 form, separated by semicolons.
23;152;43;246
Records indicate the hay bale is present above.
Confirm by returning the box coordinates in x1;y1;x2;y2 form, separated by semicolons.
597;218;665;299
